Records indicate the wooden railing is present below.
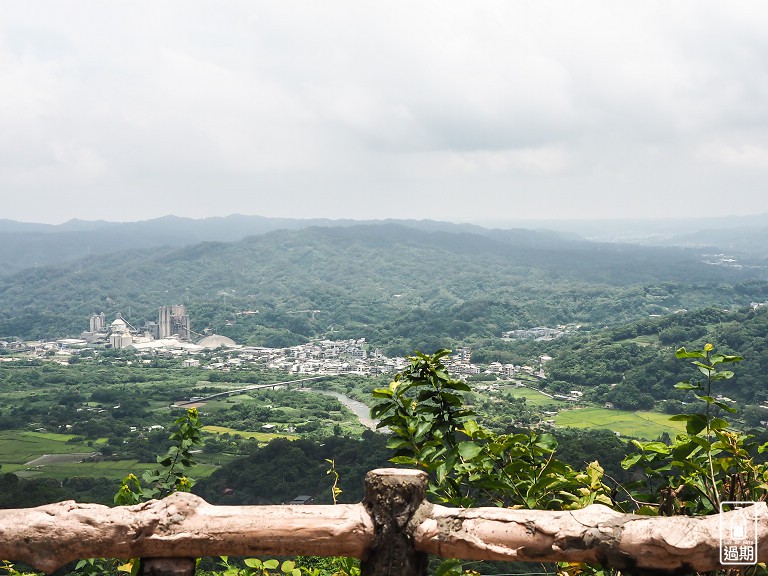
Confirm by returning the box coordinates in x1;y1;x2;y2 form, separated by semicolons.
0;469;764;576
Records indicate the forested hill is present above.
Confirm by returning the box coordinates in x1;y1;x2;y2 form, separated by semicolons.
0;214;484;277
1;222;767;353
0;214;334;277
542;304;768;409
3;212;768;277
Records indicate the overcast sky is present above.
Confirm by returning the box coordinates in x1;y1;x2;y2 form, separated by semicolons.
2;2;768;225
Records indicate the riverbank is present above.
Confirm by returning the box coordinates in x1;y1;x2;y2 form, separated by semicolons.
301;388;379;431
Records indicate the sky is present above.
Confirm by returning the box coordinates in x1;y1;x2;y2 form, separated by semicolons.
2;1;768;225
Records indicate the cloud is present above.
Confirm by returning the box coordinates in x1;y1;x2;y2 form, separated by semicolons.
698;144;768;169
1;1;768;223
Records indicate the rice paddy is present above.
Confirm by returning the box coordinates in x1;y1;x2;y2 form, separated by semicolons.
554;407;687;439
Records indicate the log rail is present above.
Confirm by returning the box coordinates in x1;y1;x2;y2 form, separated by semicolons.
0;469;764;575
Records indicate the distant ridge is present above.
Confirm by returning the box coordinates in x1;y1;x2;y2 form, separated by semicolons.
0;214;529;276
0;212;766;278
1;221;766;349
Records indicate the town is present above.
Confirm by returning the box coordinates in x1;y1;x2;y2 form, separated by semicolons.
0;306;557;382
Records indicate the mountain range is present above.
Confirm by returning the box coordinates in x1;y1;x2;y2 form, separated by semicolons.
2;213;768;277
2;215;768;353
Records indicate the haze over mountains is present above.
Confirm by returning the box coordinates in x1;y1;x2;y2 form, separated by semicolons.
2;213;768;277
2;214;768;353
0;215;489;277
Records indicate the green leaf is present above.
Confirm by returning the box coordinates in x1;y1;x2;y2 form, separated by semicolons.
687;435;712;450
434;462;447;485
697;365;714;377
440;392;463;406
413;419;433;441
710;417;729;430
674;382;699;390
534;433;558;451
457;441;483;460
461;420;481;436
685;413;708;435
389;455;417;465
711;354;743;365
637;441;670;454
386;437;409;450
714;401;738;413
370;403;393;419
244;559;263;569
443;380;472;392
621;453;643;469
675;347;706;359
435;558;464;576
669;414;694;421
433;349;452;360
263;559;279;570
635;505;659;516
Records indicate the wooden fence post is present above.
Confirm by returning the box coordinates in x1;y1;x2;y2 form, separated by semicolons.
361;468;430;576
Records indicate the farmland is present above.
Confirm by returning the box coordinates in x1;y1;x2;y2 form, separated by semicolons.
500;385;568;408
554;407;687;439
0;430;221;480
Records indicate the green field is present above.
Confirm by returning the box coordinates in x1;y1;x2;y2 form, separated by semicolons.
200;394;255;410
202;425;297;442
555;407;687;439
500;385;569;408
6;459;220;480
0;431;106;464
0;430;221;480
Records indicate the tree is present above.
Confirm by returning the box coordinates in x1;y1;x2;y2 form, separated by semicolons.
371;350;611;509
621;344;768;516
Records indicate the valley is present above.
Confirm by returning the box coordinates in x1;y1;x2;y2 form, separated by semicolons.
2;216;768;511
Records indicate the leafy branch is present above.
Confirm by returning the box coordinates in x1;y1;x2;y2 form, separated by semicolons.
114;408;202;505
621;344;768;518
372;349;612;509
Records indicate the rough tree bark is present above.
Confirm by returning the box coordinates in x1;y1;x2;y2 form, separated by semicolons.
360;468;429;576
0;493;373;574
415;502;768;574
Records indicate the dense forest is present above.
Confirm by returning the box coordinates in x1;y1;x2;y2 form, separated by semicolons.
538;305;768;407
2;221;768;357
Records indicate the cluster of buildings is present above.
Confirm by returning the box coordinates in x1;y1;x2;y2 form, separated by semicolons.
3;309;559;382
501;326;571;341
81;305;217;355
83;305;192;349
442;347;482;376
198;343;546;381
0;306;232;360
485;354;553;379
218;339;407;376
2;326;553;382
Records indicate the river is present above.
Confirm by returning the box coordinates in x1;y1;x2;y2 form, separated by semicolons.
301;388;380;431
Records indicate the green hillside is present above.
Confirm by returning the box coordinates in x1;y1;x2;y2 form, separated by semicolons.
537;304;768;406
1;223;767;354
